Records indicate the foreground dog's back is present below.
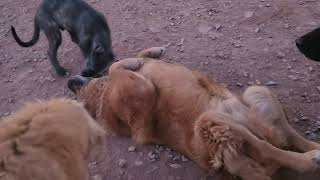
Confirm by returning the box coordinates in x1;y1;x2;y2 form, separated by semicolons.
0;99;105;180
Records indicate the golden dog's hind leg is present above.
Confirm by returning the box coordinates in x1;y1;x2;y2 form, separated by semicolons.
242;86;320;152
195;112;272;180
108;58;157;144
196;111;320;176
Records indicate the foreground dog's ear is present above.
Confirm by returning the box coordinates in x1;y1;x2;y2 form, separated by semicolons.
94;44;105;54
67;75;91;93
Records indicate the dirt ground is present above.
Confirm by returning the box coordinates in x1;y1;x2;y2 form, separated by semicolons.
1;0;320;179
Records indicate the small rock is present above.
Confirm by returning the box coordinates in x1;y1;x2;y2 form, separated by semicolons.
288;75;299;81
119;159;127;168
208;32;218;40
265;81;277;86
276;51;285;59
3;112;10;116
300;116;309;121
134;160;143;166
307;132;317;140
254;28;260;33
92;175;102;180
169;163;182;169
243;72;248;77
215;24;222;30
309;67;314;71
316;86;320;92
265;3;271;7
284;24;290;29
128;146;136;152
236;82;244;87
181;155;189;162
173;155;181;162
244;11;254;19
8;98;13;103
217;52;225;59
155;145;164;152
247;81;254;85
147;151;158;162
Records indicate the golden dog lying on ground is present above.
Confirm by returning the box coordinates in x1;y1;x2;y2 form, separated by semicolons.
68;48;320;180
0;99;105;180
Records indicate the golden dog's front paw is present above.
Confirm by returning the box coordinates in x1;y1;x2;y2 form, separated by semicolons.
137;47;166;59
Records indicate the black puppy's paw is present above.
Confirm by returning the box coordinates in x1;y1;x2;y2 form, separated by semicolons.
67;75;91;93
56;67;68;77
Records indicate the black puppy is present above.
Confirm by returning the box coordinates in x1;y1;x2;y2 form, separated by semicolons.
11;0;114;77
296;27;320;62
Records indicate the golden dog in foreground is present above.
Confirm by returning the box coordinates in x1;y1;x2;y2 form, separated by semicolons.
68;48;320;180
0;99;105;180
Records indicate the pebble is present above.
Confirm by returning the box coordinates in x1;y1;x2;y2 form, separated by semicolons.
215;24;222;30
236;82;244;87
91;175;102;180
284;24;290;29
254;28;260;33
147;151;158;162
265;81;278;86
316;86;320;92
134;160;143;166
169;163;182;169
309;67;314;71
300;116;309;121
119;159;127;168
276;51;285;59
288;75;299;81
181;155;189;162
244;11;254;19
128;146;136;152
155;145;164;152
8;98;13;103
173;155;181;162
3;112;10;116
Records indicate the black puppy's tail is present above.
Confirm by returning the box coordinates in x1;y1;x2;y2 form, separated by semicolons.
11;20;40;47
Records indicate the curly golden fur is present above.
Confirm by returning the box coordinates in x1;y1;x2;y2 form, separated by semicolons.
0;98;105;180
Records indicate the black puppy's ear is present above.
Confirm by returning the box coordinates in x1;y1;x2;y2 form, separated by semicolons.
94;44;105;54
67;75;91;93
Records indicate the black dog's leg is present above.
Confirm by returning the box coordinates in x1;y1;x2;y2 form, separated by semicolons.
43;25;67;76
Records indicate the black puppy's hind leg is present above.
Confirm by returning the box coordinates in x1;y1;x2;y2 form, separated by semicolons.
43;24;67;76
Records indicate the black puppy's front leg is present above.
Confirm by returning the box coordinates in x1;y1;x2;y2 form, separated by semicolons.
44;28;68;76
